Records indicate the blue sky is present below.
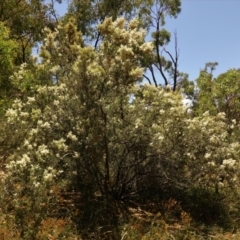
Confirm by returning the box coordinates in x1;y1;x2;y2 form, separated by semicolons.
164;0;240;80
55;0;240;81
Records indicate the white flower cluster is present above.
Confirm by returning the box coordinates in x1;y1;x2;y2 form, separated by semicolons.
53;138;68;151
6;154;31;170
36;144;50;157
27;97;35;104
223;158;236;168
139;42;154;53
67;131;78;142
43;167;56;182
5;108;18;122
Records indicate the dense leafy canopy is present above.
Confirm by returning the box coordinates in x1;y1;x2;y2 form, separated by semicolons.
0;23;17;94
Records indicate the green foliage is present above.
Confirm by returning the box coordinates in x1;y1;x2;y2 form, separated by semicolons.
151;29;171;46
194;70;217;115
194;64;240;123
213;69;240;121
0;22;17;113
0;0;60;64
0;22;16;76
0;0;64;113
65;0;152;39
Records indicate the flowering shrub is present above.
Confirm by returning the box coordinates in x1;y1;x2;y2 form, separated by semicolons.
1;17;240;237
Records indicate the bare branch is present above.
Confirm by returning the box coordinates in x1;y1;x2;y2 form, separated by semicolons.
148;65;158;87
154;13;168;86
143;74;152;85
49;0;59;24
163;31;179;91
